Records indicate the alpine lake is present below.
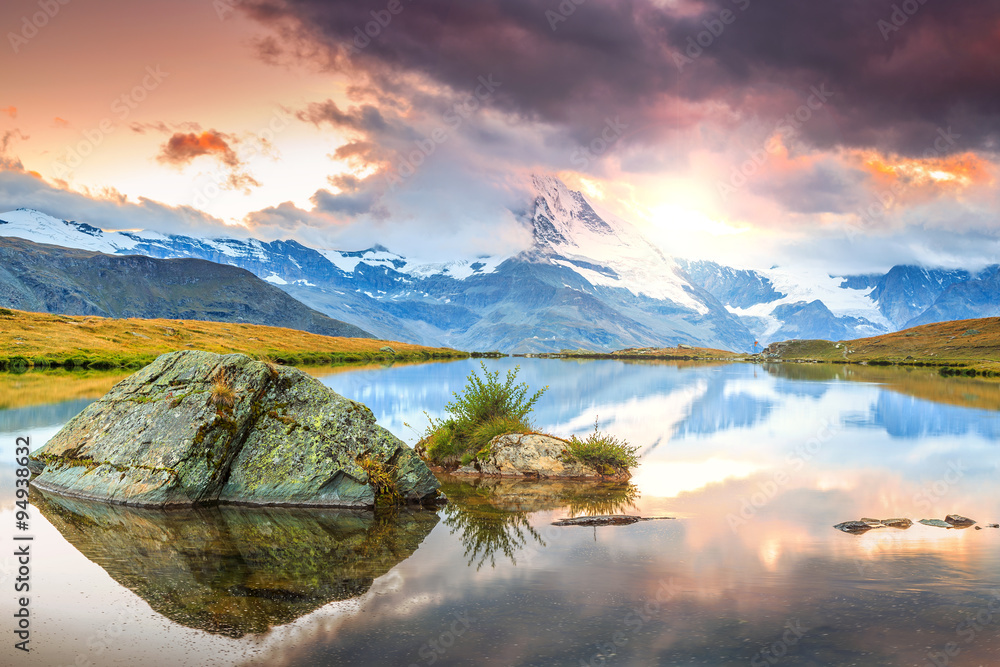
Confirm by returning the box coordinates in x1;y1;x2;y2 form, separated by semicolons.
2;358;999;666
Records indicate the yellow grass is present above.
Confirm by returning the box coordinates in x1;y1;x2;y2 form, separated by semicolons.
0;307;467;370
0;369;131;410
766;317;1000;374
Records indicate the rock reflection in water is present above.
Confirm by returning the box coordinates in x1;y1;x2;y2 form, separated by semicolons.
439;476;639;569
33;490;438;637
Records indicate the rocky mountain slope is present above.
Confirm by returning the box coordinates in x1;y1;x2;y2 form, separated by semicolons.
0;236;371;339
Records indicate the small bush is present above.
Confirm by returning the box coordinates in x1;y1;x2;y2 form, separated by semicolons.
447;363;546;429
423;418;463;462
210;369;236;411
565;418;640;477
421;364;546;464
356;454;400;506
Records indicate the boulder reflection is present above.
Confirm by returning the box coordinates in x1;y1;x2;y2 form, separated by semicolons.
34;490;438;637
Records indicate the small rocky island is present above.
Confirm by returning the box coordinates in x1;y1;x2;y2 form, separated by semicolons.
30;350;441;508
451;433;633;481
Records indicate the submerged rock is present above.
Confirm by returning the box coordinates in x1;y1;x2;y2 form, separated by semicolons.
945;514;977;528
454;433;630;481
919;519;954;528
833;520;882;534
552;515;674;527
833;518;912;534
31;350;440;508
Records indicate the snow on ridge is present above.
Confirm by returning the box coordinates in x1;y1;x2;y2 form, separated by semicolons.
0;208;140;252
724;266;890;331
528;176;707;313
263;273;288;285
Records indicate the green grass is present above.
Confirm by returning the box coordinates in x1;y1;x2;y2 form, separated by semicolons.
420;363;545;464
564;418;640;477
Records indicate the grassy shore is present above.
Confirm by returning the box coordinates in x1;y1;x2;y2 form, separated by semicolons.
515;346;746;361
0;307;468;371
763;317;1000;375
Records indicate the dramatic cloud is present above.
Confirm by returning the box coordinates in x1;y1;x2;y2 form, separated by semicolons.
242;0;1000;156
157;130;261;192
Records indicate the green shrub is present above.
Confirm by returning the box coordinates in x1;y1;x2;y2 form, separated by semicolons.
447;363;546;430
421;363;547;464
565;418;640;477
423;418;463;462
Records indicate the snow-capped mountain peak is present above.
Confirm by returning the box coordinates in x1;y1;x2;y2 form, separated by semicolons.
0;208;144;253
526;175;706;312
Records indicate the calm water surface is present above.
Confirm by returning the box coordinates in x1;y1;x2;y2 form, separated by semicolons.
1;360;999;666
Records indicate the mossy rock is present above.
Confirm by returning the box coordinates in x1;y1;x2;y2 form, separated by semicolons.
31;350;441;508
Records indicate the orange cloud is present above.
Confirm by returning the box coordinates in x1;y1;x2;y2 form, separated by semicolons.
158;130;239;167
52;117;69;128
156;129;261;193
858;150;994;197
0;106;15;119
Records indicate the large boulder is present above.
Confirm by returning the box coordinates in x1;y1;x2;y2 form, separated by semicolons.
31;350;440;508
453;433;631;481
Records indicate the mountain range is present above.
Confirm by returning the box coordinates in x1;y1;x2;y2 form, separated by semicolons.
1;176;997;352
0;236;371;339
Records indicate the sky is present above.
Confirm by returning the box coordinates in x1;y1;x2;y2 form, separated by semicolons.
1;0;999;273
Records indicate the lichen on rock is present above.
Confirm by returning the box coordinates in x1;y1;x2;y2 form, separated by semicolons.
31;350;441;508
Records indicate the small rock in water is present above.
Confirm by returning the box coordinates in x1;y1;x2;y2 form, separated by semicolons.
833;520;880;534
919;519;954;528
880;518;912;529
552;515;674;527
945;514;977;528
987;524;1000;529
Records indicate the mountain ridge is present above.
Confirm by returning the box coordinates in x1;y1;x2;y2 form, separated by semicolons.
3;176;998;352
0;236;372;339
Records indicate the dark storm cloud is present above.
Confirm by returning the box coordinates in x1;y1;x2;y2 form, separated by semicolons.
241;0;1000;156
